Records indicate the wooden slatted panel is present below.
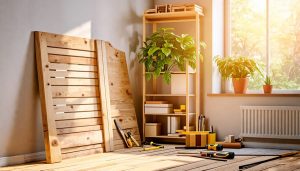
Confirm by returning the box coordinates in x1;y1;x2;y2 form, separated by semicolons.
104;42;141;149
35;32;111;163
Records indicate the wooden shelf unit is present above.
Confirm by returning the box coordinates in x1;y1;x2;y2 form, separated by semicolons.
142;10;203;142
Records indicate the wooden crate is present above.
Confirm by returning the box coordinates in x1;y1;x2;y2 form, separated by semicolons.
35;32;114;163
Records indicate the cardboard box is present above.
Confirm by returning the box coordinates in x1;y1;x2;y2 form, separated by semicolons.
145;123;161;137
145;104;173;114
167;116;181;134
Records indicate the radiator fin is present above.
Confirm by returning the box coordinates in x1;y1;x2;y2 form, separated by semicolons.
240;106;300;139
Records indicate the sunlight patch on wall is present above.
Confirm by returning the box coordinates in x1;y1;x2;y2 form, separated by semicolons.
64;21;92;38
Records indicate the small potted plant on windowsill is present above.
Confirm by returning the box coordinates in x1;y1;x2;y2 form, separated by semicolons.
263;75;273;94
137;28;206;84
214;56;262;94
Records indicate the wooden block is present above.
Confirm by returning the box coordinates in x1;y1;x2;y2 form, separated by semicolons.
52;86;99;98
190;134;196;147
200;134;207;147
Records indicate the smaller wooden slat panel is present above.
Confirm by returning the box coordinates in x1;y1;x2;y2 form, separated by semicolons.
104;42;141;149
35;32;110;163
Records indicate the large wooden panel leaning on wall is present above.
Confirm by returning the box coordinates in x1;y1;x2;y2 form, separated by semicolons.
35;32;140;163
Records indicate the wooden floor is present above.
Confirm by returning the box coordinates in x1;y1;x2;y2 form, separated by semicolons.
1;145;300;171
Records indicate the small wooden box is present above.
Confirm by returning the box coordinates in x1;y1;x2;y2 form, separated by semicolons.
145;123;161;137
145;104;173;114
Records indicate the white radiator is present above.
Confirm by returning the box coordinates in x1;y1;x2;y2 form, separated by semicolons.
240;106;300;139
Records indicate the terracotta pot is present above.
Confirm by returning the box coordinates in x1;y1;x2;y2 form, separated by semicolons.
263;85;273;94
232;78;249;94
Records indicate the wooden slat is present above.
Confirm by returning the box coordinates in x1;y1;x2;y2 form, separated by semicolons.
57;125;103;135
49;71;98;79
53;98;100;105
44;32;95;51
52;86;99;98
54;104;100;113
61;144;104;154
50;78;99;86
58;131;103;149
56;118;102;129
49;54;97;65
55;111;101;120
97;40;114;152
47;47;95;58
62;148;104;159
34;31;62;163
49;63;97;72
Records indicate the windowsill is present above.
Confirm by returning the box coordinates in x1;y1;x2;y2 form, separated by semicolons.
207;93;300;97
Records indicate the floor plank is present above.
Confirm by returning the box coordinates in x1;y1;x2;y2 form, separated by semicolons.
1;145;299;171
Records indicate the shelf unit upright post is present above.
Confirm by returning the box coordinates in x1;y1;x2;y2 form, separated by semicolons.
142;11;203;142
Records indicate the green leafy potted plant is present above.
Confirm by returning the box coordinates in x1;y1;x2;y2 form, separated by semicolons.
214;56;262;94
263;75;272;94
138;28;205;84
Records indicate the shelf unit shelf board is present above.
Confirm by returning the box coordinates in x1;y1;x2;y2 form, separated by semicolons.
145;135;185;139
145;71;196;74
144;11;203;22
145;113;196;116
145;94;195;97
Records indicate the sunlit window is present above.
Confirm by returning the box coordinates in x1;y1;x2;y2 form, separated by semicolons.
229;0;300;91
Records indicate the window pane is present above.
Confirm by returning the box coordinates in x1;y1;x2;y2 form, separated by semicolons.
269;0;300;90
230;0;266;90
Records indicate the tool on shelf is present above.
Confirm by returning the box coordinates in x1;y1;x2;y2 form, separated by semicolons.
114;119;139;148
142;141;164;151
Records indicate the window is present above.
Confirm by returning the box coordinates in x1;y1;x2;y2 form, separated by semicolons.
228;0;300;91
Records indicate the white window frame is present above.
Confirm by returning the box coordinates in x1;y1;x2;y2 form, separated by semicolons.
224;0;300;94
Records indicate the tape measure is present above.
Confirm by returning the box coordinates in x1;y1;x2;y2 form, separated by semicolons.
205;144;223;151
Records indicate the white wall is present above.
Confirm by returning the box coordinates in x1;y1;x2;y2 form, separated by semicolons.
0;0;153;157
155;0;300;141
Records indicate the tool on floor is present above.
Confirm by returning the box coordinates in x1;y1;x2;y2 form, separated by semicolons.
177;154;228;162
114;119;131;147
206;144;223;151
114;119;139;148
216;141;242;149
142;141;164;151
175;144;223;151
238;151;300;170
127;131;139;147
200;151;235;159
